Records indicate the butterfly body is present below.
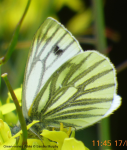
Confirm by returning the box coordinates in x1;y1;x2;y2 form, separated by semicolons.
22;17;121;136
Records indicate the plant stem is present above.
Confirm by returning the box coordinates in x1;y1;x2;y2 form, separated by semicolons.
92;0;107;54
1;73;27;150
0;0;31;66
91;1;111;150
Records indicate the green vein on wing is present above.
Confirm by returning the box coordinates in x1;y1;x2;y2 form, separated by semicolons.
29;50;116;129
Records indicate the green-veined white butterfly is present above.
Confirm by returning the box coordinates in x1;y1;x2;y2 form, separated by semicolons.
22;17;121;137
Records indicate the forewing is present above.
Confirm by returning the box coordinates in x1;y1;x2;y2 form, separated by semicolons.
30;50;118;129
22;17;83;118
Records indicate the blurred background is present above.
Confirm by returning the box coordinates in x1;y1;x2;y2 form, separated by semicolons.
0;0;127;150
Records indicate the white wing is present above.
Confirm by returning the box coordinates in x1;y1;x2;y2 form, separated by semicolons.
22;17;83;118
29;51;119;129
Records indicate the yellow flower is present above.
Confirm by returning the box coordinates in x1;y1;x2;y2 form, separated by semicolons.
62;138;89;150
8;87;22;103
13;120;89;150
0;119;89;150
0;119;16;150
0;84;89;150
41;129;89;150
0;87;22;126
17;135;43;150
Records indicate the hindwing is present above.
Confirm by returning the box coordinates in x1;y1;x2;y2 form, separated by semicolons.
29;50;117;129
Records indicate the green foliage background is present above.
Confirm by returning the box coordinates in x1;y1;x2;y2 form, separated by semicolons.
0;0;126;150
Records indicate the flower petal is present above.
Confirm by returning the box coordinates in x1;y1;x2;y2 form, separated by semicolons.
41;130;68;143
61;138;89;150
0;138;16;150
0;119;12;143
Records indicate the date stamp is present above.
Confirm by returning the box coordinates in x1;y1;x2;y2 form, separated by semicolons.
92;140;127;147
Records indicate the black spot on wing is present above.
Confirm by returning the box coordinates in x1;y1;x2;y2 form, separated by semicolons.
54;45;63;55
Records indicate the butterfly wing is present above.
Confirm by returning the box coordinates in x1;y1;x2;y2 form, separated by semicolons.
29;50;119;129
22;17;83;119
23;17;121;131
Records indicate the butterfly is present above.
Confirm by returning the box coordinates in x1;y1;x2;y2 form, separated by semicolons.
22;17;121;137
